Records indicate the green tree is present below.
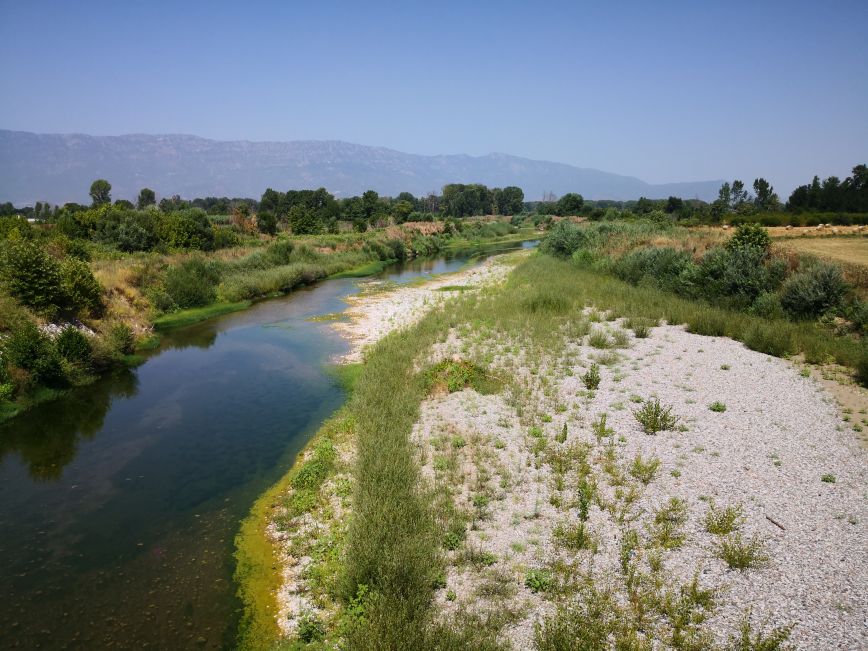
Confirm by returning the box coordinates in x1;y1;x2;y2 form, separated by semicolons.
256;210;278;235
752;178;779;211
556;193;584;216
89;179;112;207
0;239;64;313
137;188;156;209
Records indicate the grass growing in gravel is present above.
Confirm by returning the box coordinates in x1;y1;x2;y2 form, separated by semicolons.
717;533;770;570
634;397;679;434
704;501;746;535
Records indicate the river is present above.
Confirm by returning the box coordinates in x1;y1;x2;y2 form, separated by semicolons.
0;242;535;649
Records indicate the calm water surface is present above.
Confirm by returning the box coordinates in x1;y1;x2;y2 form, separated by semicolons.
0;244;535;649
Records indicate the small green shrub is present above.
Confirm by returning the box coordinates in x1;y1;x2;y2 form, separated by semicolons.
163;258;220;309
821;473;836;483
553;521;597;552
582;363;601;389
55;326;92;366
297;611;325;643
105;322;135;355
425;359;499;394
523;290;571;314
727;613;794;651
0;239;64;313
750;292;786;321
629;453;661;484
717;533;769;570
2;321;63;385
60;258;103;316
709;401;727;412
780;262;849;319
726;223;771;254
650;497;689;549
703;501;745;535
587;329;612;349
634;398;679;434
525;569;552;593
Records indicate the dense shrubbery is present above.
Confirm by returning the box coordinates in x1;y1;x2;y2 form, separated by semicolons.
543;219;863;339
0;239;102;317
163;258;220;309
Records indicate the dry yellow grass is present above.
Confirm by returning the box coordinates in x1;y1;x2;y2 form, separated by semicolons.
775;236;868;266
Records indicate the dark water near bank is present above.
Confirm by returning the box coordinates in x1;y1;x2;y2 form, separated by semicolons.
0;242;536;650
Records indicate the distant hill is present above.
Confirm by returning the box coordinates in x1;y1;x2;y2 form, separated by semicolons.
0;130;723;205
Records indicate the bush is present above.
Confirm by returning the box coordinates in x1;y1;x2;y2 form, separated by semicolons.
780;262;849;319
717;533;769;570
688;246;783;306
2;321;63;385
296;612;325;643
541;221;585;257
750;292;786;320
634;398;678;434
163;258;220;309
105;322;135;355
582;364;601;390
0;239;64;313
60;258;103;315
157;209;215;250
55;326;92;366
613;246;692;293
726;223;771;254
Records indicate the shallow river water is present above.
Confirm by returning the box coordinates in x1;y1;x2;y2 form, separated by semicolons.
0;243;535;649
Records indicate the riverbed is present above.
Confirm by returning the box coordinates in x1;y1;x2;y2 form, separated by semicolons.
0;244;534;649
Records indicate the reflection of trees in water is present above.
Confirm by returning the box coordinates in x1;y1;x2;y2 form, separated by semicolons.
157;326;218;352
0;369;138;481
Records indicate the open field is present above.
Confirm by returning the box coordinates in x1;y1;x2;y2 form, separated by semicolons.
775;234;868;266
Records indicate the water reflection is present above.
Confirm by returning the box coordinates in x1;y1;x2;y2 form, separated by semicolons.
0;369;138;481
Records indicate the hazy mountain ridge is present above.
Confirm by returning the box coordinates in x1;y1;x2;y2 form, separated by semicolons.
0;130;723;204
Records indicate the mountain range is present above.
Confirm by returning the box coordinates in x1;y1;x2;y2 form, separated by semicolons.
0;130;723;205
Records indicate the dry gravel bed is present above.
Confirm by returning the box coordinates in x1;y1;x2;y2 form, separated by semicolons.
412;319;867;649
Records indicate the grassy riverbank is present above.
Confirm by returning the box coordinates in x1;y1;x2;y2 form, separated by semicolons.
238;246;866;648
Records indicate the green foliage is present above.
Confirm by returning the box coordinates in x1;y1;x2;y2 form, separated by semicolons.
634;398;678;434
424;359;499;394
650;497;689;549
0;215;34;239
727;615;794;651
524;569;553;593
629;453;661;484
582;363;601;389
157;208;215;250
613;246;692;293
780;262;849;319
522;290;571;314
164;258;220;309
709;401;727;412
296;612;325;643
540;220;586;258
726;224;771;254
55;326;92;366
703;501;745;536
105;322;135;355
2;321;63;385
820;473;836;483
0;239;64;313
60;257;103;316
750;292;786;320
717;533;769;570
743;323;791;357
89;179;112;206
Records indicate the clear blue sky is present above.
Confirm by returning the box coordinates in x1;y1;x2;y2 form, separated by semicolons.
1;0;866;194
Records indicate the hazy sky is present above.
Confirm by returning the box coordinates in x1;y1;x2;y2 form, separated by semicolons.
1;0;866;194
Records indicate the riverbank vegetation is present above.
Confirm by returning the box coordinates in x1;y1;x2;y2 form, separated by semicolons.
0;179;537;422
242;245;865;648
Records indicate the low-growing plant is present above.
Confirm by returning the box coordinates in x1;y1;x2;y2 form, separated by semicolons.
591;413;614;438
297;611;325;643
727;612;795;650
554;521;597;552
634;398;679;434
582;363;601;389
703;501;745;535
55;326;93;366
588;329;612;349
629;453;661;484
709;401;727;412
821;473;836;483
650;497;689;549
717;533;769;570
525;569;552;593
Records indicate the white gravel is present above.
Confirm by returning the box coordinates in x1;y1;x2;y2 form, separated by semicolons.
411;321;868;649
332;254;519;363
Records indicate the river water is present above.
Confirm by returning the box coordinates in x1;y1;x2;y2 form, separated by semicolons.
0;242;535;649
